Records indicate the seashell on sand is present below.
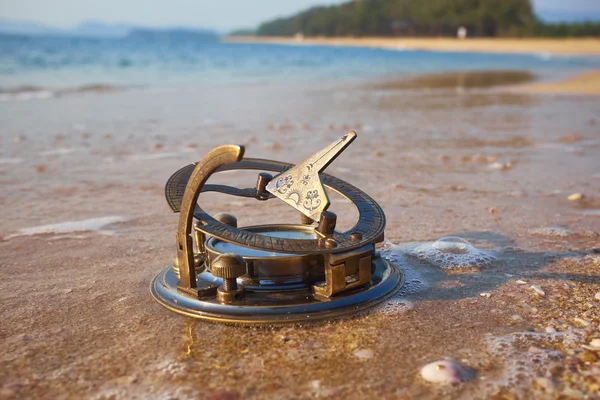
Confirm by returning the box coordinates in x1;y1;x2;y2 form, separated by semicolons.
530;285;545;296
582;338;600;351
353;349;374;360
420;360;475;384
567;192;584;201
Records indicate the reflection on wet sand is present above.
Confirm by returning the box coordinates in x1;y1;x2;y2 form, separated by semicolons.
372;70;536;91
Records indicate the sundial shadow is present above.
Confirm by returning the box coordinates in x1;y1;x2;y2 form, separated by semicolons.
398;231;600;302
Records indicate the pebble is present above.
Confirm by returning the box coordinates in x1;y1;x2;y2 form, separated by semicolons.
489;161;513;171
516;280;528;285
353;349;374;360
567;193;584;201
420;360;474;384
545;326;557;334
531;285;545;296
521;303;537;313
583;338;600;351
479;292;491;298
510;314;524;322
13;136;25;144
573;317;590;327
594;292;600;301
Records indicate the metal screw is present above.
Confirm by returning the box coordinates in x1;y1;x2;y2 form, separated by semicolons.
211;253;246;293
350;231;363;241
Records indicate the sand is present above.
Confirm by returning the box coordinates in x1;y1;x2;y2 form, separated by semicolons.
226;36;600;95
225;36;600;56
1;74;600;399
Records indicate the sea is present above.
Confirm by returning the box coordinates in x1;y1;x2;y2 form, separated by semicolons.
1;33;600;99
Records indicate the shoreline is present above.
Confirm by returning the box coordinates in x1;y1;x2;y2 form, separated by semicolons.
225;36;600;56
226;36;600;95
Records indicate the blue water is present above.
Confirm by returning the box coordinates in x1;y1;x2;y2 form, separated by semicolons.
1;34;600;89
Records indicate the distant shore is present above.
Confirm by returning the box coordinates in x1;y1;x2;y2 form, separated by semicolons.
225;36;600;95
225;36;600;56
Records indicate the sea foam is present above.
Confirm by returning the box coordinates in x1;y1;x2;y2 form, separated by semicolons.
408;236;496;270
4;216;130;240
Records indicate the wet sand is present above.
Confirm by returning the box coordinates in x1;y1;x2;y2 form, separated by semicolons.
1;73;600;399
518;69;600;96
370;70;536;91
227;36;600;95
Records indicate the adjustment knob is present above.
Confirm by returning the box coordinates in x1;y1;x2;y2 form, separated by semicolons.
211;253;246;303
211;253;246;279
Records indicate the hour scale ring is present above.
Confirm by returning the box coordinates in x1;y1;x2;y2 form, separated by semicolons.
165;157;386;255
151;133;404;324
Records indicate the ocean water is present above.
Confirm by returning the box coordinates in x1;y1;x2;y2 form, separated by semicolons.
1;34;600;92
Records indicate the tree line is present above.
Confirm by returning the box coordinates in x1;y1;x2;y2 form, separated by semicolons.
250;0;600;38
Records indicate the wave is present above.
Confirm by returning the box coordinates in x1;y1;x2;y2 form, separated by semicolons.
0;84;135;101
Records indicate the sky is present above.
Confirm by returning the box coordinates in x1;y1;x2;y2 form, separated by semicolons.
0;0;599;32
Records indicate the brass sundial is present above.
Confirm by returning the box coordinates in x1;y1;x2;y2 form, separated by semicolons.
151;132;404;324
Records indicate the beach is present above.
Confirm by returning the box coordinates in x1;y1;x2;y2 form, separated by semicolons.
226;36;600;56
1;69;600;398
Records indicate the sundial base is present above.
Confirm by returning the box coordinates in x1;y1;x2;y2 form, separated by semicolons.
151;255;404;324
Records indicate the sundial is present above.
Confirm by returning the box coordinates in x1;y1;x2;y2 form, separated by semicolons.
151;132;404;324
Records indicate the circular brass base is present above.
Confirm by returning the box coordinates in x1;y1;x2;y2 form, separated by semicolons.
150;255;404;324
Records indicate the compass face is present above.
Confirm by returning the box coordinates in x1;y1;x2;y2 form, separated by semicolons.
152;132;404;323
204;225;322;290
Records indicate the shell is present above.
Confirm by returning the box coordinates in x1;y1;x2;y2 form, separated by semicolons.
583;338;600;351
420;360;474;384
530;285;545;296
353;349;374;360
